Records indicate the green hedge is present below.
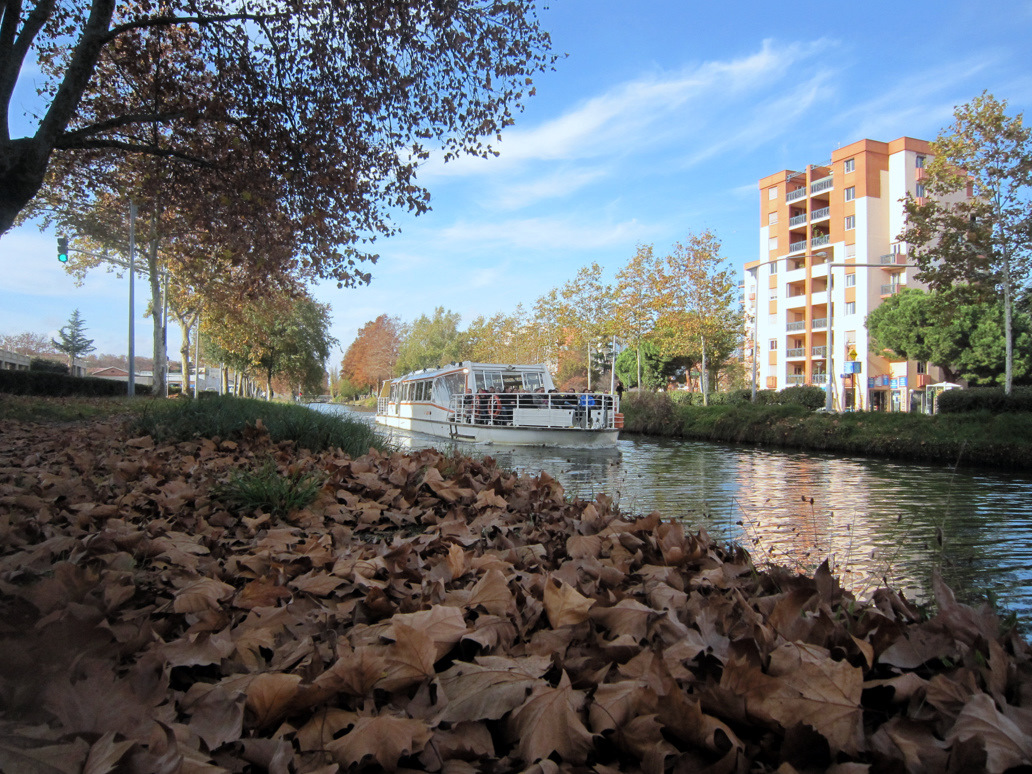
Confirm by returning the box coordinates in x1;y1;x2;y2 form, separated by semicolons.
937;386;1032;414
0;370;151;397
662;385;824;409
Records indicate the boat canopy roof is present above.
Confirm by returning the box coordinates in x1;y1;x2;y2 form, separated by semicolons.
389;362;551;384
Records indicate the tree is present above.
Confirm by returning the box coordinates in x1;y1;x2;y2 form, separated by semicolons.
555;263;616;390
614;243;661;390
51;309;96;372
340;314;403;394
2;0;555;287
901;92;1032;394
395;307;466;374
651;231;742;401
614;340;669;391
0;331;62;358
203;292;334;399
867;286;1032;386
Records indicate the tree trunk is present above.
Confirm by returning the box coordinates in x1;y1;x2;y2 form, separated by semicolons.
145;232;166;398
1003;241;1013;395
179;319;192;397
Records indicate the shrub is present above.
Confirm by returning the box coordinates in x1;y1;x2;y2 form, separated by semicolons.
0;369;150;397
29;358;68;374
776;385;826;409
938;386;1032;414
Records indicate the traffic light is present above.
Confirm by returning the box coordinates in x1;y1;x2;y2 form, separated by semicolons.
57;236;69;263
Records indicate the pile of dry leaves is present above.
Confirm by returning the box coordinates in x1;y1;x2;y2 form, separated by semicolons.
2;415;1032;774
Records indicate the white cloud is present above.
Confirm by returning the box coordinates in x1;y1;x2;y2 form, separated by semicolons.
420;38;836;182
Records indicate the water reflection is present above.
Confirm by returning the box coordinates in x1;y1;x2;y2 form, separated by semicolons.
312;404;1032;620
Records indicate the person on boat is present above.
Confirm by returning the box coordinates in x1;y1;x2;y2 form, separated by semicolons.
462;388;474;423
615;380;624;402
475;389;490;425
578;391;597;428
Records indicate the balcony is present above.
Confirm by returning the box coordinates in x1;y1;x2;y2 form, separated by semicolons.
811;346;827;358
812;373;829;384
789;213;807;227
812;234;831;248
812;317;828;329
789;239;807;253
786;188;807;203
786;320;806;332
811;206;830;221
810;176;834;194
880;284;901;296
786;347;806;358
785;292;808;309
786;374;806;386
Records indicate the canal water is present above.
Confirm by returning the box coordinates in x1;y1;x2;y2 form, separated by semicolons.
312;404;1032;622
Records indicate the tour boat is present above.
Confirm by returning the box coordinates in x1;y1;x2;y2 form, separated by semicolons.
375;362;621;447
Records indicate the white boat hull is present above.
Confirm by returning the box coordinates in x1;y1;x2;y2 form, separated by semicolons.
375;413;619;447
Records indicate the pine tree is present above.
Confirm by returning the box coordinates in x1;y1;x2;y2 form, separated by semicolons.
51;310;96;375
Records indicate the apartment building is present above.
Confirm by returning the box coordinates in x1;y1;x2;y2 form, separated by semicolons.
744;137;949;412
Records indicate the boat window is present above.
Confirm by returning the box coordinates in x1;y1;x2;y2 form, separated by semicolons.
416;381;429;401
440;372;467;398
522;372;544;391
476;371;504;392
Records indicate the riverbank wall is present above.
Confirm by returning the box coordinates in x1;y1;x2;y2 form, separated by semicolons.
621;391;1032;470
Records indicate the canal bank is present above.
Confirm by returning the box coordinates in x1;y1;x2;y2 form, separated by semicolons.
621;391;1032;470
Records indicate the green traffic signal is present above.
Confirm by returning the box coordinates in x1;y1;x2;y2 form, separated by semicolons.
57;236;69;263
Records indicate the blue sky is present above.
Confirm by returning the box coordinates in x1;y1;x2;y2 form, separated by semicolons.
3;0;1031;362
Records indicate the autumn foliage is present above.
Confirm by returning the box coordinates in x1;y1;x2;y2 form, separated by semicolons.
2;412;1032;772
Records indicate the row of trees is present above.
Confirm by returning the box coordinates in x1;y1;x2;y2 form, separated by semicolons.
338;230;744;397
2;0;556;397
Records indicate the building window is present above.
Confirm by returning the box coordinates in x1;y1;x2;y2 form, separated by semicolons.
844;158;855;173
915;183;926;198
916;155;926;169
845;215;856;230
770;261;778;274
769;187;778;200
845;186;855;201
845;273;856;287
917;361;927;374
768;211;778;225
769;339;777;351
768;236;778;251
845;301;856;315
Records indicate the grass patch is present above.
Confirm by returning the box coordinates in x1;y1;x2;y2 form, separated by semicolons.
212;459;322;518
0;394;138;423
621;391;1032;469
131;395;386;457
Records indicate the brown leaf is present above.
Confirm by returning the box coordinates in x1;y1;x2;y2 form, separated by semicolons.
437;655;552;723
172;576;235;614
543;576;594;628
379;622;439;692
327;715;432;771
722;642;863;755
946;692;1032;773
0;738;90;774
469;568;514;615
245;672;302;729
183;683;245;750
82;732;135;774
387;605;467;659
509;671;594;764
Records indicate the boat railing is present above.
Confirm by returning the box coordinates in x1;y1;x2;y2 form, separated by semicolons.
447;392;621;430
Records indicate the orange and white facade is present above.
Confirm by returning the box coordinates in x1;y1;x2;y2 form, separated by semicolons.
745;137;951;412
